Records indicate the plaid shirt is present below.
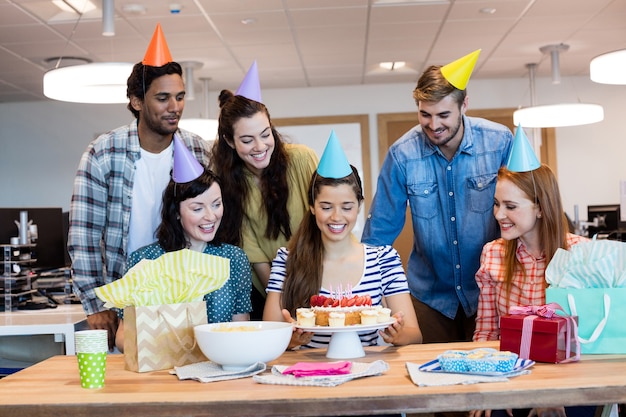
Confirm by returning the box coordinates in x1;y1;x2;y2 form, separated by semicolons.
68;119;211;315
473;233;587;341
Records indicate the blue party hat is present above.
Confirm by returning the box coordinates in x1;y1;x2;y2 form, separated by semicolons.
507;125;541;172
235;61;262;103
172;135;204;183
317;130;352;178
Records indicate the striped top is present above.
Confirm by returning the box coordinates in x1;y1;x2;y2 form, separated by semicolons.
267;244;409;348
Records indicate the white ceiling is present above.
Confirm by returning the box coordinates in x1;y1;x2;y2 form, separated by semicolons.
1;0;625;103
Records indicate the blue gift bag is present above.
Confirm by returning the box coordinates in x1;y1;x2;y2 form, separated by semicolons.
546;288;626;354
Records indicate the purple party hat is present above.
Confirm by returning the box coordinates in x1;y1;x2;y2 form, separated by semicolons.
317;130;352;178
172;135;204;183
507;125;541;172
235;61;262;103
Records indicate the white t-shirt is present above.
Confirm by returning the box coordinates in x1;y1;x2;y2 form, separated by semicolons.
127;142;173;255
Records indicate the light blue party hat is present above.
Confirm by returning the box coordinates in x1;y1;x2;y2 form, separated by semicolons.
235;61;262;103
507;125;541;172
172;135;204;183
317;130;352;178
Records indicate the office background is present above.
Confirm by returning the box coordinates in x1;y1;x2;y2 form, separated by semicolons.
0;73;624;224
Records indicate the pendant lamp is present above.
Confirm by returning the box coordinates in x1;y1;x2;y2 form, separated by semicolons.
513;44;604;128
42;0;134;104
590;49;626;85
513;103;604;128
179;76;219;142
44;62;134;103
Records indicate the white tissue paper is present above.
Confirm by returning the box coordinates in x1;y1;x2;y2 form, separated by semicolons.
546;239;626;288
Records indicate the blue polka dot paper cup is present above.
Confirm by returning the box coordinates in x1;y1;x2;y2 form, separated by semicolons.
75;330;108;389
437;350;468;373
466;356;498;373
491;351;518;373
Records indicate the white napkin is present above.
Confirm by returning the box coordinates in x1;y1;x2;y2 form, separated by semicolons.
170;361;266;383
405;362;531;387
253;360;389;387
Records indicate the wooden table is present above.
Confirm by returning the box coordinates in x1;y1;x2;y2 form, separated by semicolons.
0;341;624;417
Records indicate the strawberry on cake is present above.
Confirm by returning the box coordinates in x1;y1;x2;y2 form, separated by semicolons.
309;294;375;326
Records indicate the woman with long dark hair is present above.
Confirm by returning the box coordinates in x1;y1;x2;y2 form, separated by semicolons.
211;85;318;318
263;143;422;350
114;168;252;351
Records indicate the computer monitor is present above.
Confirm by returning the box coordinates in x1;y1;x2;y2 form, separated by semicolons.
587;204;620;237
0;207;69;271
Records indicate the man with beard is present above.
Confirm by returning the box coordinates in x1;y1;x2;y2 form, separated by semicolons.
68;24;210;350
362;50;513;344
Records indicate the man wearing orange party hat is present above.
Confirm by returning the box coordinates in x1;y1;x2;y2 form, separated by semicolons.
68;23;211;349
362;49;514;344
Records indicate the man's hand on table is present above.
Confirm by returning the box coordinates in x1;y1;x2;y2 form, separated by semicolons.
87;310;119;351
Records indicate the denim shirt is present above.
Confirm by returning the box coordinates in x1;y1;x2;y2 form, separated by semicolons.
362;116;513;319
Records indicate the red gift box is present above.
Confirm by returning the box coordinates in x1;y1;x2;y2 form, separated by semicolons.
499;303;579;364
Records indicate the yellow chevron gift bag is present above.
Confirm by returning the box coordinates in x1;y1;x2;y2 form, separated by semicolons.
94;249;231;372
123;301;208;372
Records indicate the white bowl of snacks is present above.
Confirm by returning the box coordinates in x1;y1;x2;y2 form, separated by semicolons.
194;321;292;370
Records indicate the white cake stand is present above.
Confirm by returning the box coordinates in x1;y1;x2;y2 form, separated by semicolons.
295;319;396;359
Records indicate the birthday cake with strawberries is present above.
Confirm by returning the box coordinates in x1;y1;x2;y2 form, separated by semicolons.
296;294;391;327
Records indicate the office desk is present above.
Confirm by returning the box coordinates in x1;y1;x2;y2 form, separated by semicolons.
0;341;625;417
0;304;86;355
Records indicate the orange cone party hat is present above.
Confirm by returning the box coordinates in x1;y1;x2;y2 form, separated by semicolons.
440;49;481;90
507;125;541;172
142;23;173;66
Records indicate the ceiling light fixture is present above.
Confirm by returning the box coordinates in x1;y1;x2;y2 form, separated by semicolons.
379;61;406;70
102;0;114;36
540;44;568;84
590;49;626;85
43;62;134;103
52;0;97;14
179;78;219;142
122;4;146;14
181;61;203;100
373;0;449;5
43;56;91;67
514;103;604;128
513;44;604;128
43;0;134;103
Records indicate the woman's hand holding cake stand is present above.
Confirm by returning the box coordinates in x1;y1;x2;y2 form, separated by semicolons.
378;311;406;345
261;132;423;358
281;308;314;350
